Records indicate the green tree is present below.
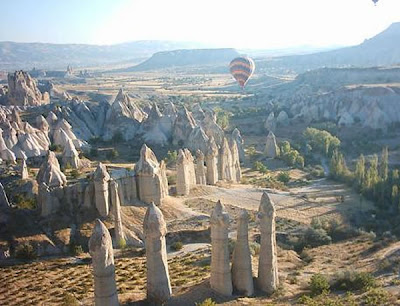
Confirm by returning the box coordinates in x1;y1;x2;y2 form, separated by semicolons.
355;154;366;190
379;147;389;181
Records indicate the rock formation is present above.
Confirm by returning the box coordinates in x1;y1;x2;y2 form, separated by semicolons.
36;151;67;188
6;71;49;106
230;140;242;183
210;200;232;296
184;149;196;187
93;163;111;217
135;144;168;205
62;138;80;169
89;219;119;306
265;131;279;158
264;112;276;132
176;149;191;196
257;192;279;294
143;203;172;303
172;107;196;146
218;138;234;181
195;150;207;185
206;136;219;185
232;128;245;161
110;180;125;247
21;158;29;179
232;209;254;296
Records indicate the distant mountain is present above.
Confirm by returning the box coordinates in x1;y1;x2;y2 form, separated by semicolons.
0;40;206;71
257;22;400;73
124;48;240;72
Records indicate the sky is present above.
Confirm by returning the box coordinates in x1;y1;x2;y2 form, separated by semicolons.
1;0;399;49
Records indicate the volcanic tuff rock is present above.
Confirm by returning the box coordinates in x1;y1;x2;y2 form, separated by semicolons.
93;163;111;217
5;71;49;106
36;151;67;188
265;131;279;158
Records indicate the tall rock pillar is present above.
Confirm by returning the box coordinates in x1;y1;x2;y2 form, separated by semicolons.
206;136;218;185
195;150;207;185
110;180;125;247
93;163;111;217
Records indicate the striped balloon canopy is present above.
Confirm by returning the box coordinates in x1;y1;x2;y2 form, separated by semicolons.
229;56;255;89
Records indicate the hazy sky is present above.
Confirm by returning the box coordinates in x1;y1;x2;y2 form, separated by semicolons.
1;0;399;49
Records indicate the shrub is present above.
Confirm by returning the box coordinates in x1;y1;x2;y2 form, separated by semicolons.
167;174;177;185
364;288;390;305
118;238;127;249
196;298;216;306
49;144;62;152
246;146;257;158
253;161;268;174
107;149;119;160
15;243;37;260
69;243;83;256
70;169;79;179
331;271;376;292
165;150;178;165
13;195;37;210
309;274;330;296
298;228;332;250
277;171;290;183
61;293;79;306
171;241;183;251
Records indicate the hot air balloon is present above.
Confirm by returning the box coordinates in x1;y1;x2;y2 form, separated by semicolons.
372;0;379;5
229;56;255;89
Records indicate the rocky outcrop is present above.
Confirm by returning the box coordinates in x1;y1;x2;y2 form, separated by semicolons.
195;150;207;185
143;203;172;304
21;158;29;179
135;144;168;205
265;131;279;158
62;138;80;169
36;151;67;188
210;200;232;296
206;136;219;185
202;109;224;146
232;128;245;161
110;180;125;247
257;192;279;294
176;149;191;196
230;139;242;183
232;209;254;296
93;163;111;217
218;138;234;181
264;112;276;132
276;110;289;126
172;107;196;146
184;149;196;187
89;219;119;306
141;103;169;146
6;71;49;106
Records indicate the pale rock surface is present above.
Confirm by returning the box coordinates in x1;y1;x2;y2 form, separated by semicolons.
89;219;119;306
21;158;29;179
143;203;172;303
172;107;196;146
232;209;254;296
265;131;279;158
257;192;279;294
93;163;111;217
218;138;234;181
0;182;10;208
210;200;232;296
135;144;168;205
62;138;80;169
276;110;289;126
110;180;125;247
184;149;196;187
36;151;67;188
195;150;207;185
202;109;224;146
264;112;276;132
6;71;49;106
232;128;245;161
206;136;219;185
187;126;209;154
229;139;242;183
141;103;169;146
176;149;191;196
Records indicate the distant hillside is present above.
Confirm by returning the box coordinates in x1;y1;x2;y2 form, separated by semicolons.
0;40;206;71
257;22;400;73
125;48;240;72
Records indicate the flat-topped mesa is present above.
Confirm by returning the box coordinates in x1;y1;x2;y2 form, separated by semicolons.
230;139;242;183
218;138;234;182
265;131;279;158
232;128;245;161
89;219;119;306
134;144;168;205
6;71;49;106
206;136;219;185
210;200;232;296
62;138;80;169
36;151;67;188
93;163;111;217
232;209;254;296
257;192;279;294
195;150;207;185
143;203;172;303
110;180;125;247
176;149;191;196
21;158;29;179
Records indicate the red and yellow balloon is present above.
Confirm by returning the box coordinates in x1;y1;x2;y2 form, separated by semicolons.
229;56;255;89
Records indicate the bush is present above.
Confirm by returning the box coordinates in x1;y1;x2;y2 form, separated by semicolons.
118;238;127;249
277;171;291;183
364;288;390;305
196;298;216;306
297;228;332;250
165;150;178;165
246;146;257;158
69;243;83;256
70;169;79;179
253;161;268;174
13;195;37;210
167;174;177;185
49;144;62;152
61;293;79;306
107;149;119;160
171;241;183;251
15;243;37;260
331;271;376;292
309;274;330;296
